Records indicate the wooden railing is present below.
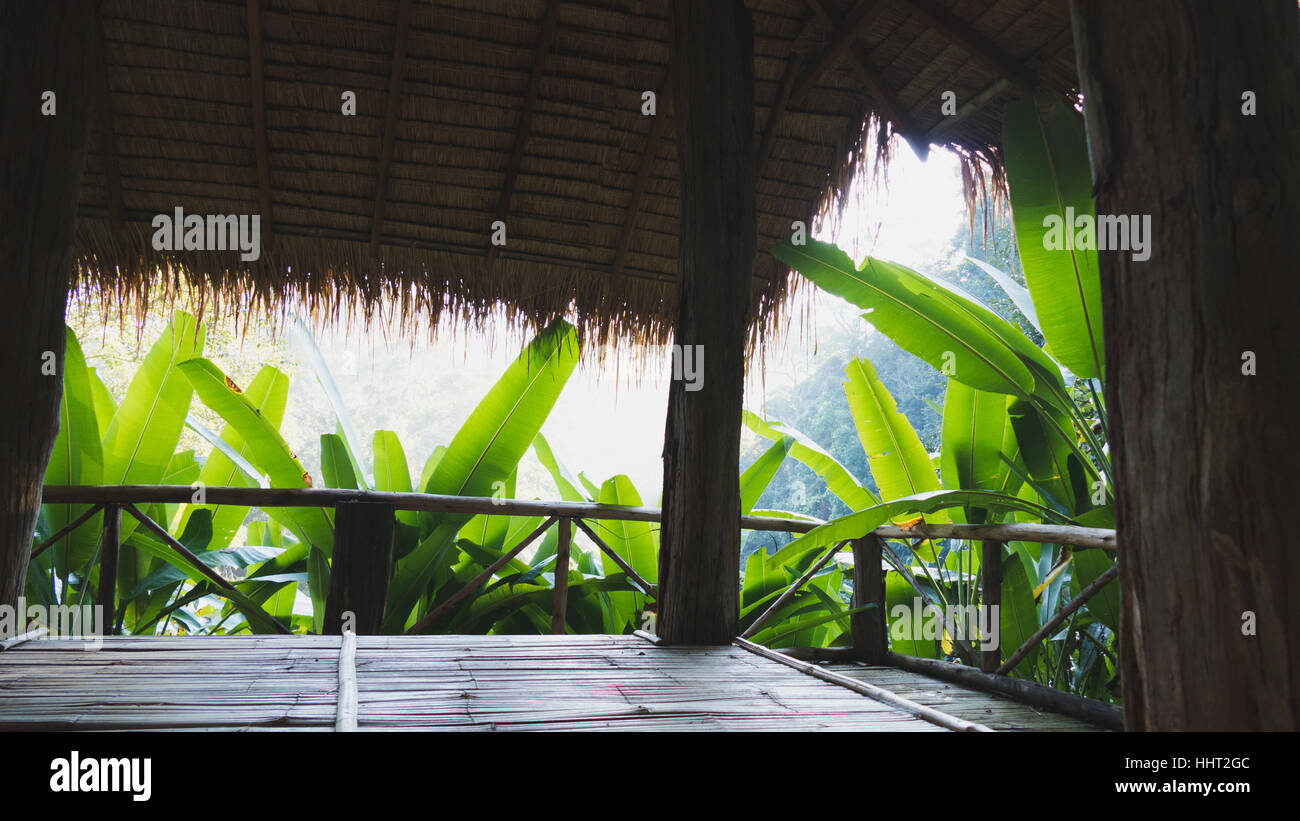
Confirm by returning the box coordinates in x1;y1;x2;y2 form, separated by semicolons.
36;485;1118;688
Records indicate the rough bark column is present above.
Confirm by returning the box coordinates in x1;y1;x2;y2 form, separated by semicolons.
0;2;98;611
657;0;756;645
1071;0;1300;729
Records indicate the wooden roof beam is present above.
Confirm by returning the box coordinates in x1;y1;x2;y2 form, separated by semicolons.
246;0;273;246
93;20;123;230
802;0;928;159
487;0;561;267
894;0;1035;92
369;0;413;254
611;66;674;279
791;0;889;102
921;23;1071;143
756;48;804;175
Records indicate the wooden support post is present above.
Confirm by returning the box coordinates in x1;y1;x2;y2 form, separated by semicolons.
97;505;120;636
851;537;887;663
0;1;97;612
324;502;396;635
1072;0;1300;730
980;540;1002;673
551;517;571;634
657;0;755;645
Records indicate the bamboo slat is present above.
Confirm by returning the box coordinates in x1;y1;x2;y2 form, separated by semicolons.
0;634;1105;732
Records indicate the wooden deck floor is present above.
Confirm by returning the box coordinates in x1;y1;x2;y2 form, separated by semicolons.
0;634;1103;731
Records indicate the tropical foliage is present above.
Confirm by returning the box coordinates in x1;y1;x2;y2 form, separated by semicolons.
30;93;1118;702
754;94;1118;701
31;314;859;647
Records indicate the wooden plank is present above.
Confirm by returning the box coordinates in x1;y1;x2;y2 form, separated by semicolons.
369;0;413;252
0;628;48;651
882;652;1123;730
336;631;357;731
0;633;1115;732
734;637;991;732
324;501;396;635
487;0;561;266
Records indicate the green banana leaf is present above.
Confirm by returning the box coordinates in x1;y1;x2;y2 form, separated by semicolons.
998;558;1041;675
940;380;1020;523
373;430;417;528
43;326;104;577
743;411;878;510
532;432;590;502
175;365;289;552
178;357;333;554
320;432;359;489
101;311;204;487
595;475;658;629
740;435;792;514
773;240;1034;397
845;357;942;505
1002;93;1105;380
385;319;580;632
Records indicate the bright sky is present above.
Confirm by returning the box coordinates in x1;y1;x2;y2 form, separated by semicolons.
302;139;967;502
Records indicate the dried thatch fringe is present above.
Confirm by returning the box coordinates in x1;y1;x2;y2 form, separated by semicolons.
71;216;800;371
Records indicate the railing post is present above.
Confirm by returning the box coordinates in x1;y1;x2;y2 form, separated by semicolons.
98;504;120;636
981;540;1003;673
324;501;396;635
551;517;571;634
851;536;887;663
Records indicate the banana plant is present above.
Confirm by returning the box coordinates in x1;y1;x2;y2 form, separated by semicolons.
756;95;1117;697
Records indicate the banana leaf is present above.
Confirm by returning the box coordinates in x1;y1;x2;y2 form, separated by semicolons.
1002;94;1105;380
385;319;580;632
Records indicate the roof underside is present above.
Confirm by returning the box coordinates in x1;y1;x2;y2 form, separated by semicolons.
73;0;1080;352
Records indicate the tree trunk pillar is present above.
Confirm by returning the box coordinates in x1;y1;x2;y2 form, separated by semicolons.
0;2;97;612
1071;0;1300;729
657;0;756;645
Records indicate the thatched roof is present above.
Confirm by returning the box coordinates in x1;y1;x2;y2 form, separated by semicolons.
73;0;1081;353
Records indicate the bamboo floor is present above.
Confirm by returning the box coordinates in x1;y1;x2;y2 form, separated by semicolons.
0;634;1103;731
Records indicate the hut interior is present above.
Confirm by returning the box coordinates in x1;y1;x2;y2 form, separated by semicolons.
2;0;1297;732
